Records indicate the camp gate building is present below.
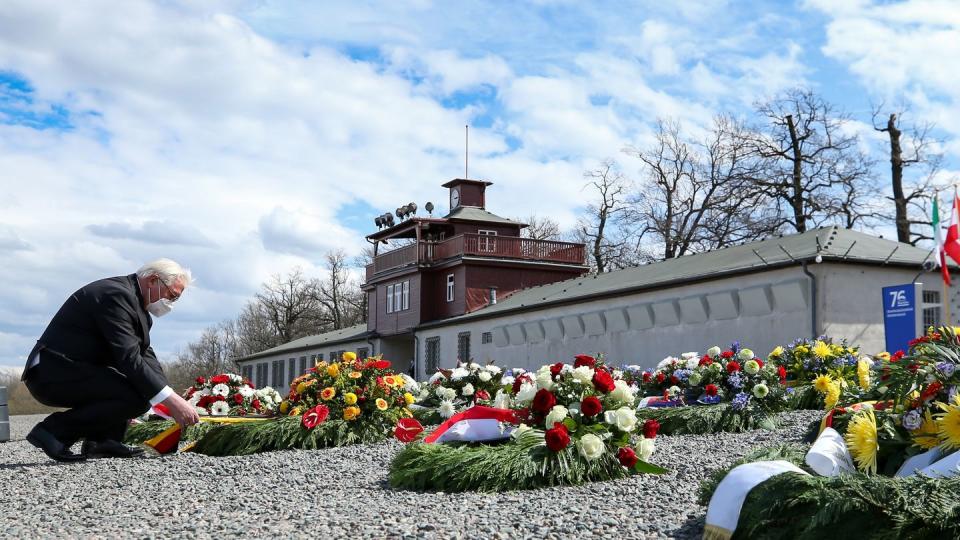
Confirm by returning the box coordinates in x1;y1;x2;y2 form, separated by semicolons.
237;178;955;390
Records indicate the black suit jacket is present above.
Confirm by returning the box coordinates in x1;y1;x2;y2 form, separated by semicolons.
34;274;169;400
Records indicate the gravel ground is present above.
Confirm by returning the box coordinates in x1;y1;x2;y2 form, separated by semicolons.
0;411;820;539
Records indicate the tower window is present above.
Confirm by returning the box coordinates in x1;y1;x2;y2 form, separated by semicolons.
446;274;455;302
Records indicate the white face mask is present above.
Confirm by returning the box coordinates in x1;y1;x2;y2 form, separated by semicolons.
146;279;175;317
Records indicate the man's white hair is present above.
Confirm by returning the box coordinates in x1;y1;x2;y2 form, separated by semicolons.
137;258;194;287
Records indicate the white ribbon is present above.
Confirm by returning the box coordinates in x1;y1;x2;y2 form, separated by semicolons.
432;419;513;443
918;449;960;478
704;460;809;540
895;447;942;477
804;427;856;477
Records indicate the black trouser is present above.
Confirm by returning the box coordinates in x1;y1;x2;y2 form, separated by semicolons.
23;351;150;444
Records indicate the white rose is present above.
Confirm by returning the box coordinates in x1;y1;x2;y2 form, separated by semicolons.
468;362;481;371
211;384;230;397
571;366;595;384
681;352;699;360
656;356;677;370
500;376;515;386
685;357;700;370
238;385;255;398
638;438;655;461
609;380;636;405
738;348;755;361
450;367;470;380
577;433;605;461
604;407;638;432
461;383;475;397
536;370;554;391
478;371;492;382
545;405;568;427
515;382;537;403
688;372;702;386
493;389;512;409
706;346;722;357
428;372;445;384
439;400;456;418
484;365;502;375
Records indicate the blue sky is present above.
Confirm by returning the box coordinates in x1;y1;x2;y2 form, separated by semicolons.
0;0;958;369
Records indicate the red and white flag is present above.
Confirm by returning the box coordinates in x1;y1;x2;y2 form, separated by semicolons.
944;189;960;269
933;192;951;286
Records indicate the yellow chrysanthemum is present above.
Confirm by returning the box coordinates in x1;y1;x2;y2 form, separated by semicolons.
375;398;389;411
857;359;871;391
344;392;358;405
875;352;891;362
794;345;809;355
769;346;784;358
824;382;841;410
279;401;290;414
326;364;341;378
812;341;832;359
343;406;361;421
349;371;362;379
295;380;316;395
342;351;358;362
912;409;941;450
937;403;960;450
320;387;336;401
403;392;415;405
813;375;833;394
844;408;879;474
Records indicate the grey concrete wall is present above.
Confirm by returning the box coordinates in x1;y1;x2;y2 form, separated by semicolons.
239;337;373;389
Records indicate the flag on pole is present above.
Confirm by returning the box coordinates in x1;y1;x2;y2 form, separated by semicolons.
933;193;952;286
944;189;960;269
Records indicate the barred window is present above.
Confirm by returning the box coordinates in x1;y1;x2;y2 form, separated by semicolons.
241;365;253;383
272;360;285;388
288;358;297;380
357;347;369;359
300;356;308;374
481;332;493;344
923;290;941;304
425;337;441;374
256;363;268;387
457;332;471;362
924;307;941;329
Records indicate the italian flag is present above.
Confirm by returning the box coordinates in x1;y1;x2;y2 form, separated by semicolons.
942;190;960;284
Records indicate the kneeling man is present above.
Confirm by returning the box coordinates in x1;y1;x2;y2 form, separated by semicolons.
23;259;200;462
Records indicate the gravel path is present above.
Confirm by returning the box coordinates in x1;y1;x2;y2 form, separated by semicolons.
0;411;820;539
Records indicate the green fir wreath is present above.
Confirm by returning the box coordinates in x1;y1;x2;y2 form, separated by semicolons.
123;420;217;445
186;415;393;456
697;445;960;540
635;403;779;435
389;429;666;492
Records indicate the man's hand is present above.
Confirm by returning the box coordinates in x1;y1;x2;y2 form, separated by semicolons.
160;393;201;426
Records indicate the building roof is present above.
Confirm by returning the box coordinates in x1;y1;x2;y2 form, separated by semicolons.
443;206;525;226
237;323;370;363
419;226;943;328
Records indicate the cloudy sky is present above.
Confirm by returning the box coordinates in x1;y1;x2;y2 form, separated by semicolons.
1;0;958;370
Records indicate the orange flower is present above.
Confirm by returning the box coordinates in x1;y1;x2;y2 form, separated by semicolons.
320;387;336;401
383;375;397;387
376;398;389;411
349;371;362;379
343;406;361;421
326;364;341;378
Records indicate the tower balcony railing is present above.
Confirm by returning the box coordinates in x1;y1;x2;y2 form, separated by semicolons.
365;234;586;280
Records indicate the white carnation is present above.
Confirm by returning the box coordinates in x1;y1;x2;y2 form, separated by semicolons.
238;385;255;398
571;366;595;384
436;387;457;401
468;362;481;371
706;346;722;357
500;376;515;386
604;407;638;432
438;400;456;418
656;356;678;370
609;380;636;406
478;371;492;382
450;367;470;380
461;383;475;397
545;405;568;427
228;374;243;384
681;352;699;360
685;356;700;370
210;401;230;416
484;365;502;375
638;438;656;461
515;382;537;403
577;433;605;461
211;384;230;397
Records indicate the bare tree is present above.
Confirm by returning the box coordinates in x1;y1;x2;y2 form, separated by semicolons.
873;105;943;244
255;267;325;343
752;88;875;233
520;214;562;241
314;249;366;329
578;160;630;273
622;117;778;260
166;321;242;389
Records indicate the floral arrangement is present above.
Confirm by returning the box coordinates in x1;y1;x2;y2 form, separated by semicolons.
414;361;505;423
183;373;282;416
389;354;666;492
767;336;863;409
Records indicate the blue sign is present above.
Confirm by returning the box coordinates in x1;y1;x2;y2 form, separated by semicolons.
882;283;919;353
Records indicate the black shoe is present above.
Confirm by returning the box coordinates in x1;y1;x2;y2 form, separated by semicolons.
81;439;146;459
26;425;87;463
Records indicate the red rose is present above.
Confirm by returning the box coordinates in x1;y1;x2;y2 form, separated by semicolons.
394;418;424;443
545;423;570;452
374;360;391;370
550;362;565;378
655;372;666;384
721;350;735;359
777;365;787;384
891;350;905;362
670;375;680;385
908;363;919;373
475;389;490;401
233;393;244;404
908;337;922;347
699;355;713;367
726;361;740;373
211;374;230;385
921;382;943;402
642;372;652;383
195;377;206;385
574;355;596;368
197;395;213;408
512;373;532;394
252;399;261;410
593;369;616;393
642;419;659;439
301;404;329;429
532;389;557;414
581;396;602;417
617;446;638;468
705;384;719;397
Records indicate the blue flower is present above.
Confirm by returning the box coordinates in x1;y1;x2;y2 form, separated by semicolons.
730;341;741;354
937;362;956;378
731;392;751;411
728;372;743;389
